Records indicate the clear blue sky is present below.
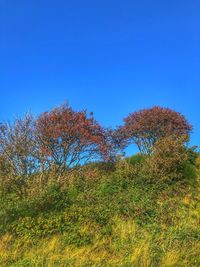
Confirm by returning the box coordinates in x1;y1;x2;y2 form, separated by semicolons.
0;0;200;149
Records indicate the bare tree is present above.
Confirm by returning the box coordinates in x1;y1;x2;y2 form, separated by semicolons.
0;114;39;178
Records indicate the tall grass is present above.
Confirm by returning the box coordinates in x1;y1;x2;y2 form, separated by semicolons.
0;162;199;266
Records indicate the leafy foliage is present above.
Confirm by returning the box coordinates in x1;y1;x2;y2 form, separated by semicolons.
0;104;199;266
121;106;192;154
143;135;189;181
36;104;107;172
0;161;199;266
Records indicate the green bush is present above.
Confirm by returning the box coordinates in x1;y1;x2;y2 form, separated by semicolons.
10;214;66;238
126;154;146;166
143;136;189;182
35;183;69;212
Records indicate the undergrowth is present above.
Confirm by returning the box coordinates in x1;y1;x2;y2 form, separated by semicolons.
0;159;199;266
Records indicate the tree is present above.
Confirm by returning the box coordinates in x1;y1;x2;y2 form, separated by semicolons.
102;128;127;162
0;115;40;194
0;114;39;177
36;104;107;172
122;106;192;154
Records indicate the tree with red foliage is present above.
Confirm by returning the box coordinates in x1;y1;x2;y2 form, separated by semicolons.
36;104;107;172
121;106;192;154
104;128;128;160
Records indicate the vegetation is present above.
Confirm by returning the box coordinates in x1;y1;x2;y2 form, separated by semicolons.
0;104;199;266
120;106;192;154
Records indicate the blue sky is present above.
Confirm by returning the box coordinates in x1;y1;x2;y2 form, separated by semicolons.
0;0;200;149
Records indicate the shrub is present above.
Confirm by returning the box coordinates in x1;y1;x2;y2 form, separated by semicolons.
36;183;69;212
186;146;199;165
182;162;198;184
195;155;200;169
144;135;189;182
10;214;67;238
126;154;146;166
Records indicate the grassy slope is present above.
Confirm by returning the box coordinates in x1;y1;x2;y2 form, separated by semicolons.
0;163;199;267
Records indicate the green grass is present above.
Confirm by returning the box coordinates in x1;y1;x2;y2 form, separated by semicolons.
0;162;199;266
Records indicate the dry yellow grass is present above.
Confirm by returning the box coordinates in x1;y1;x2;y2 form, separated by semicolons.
0;214;199;267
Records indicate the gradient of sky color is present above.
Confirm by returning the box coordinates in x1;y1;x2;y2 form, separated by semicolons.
0;0;200;151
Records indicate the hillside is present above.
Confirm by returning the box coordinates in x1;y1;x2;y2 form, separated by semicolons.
0;105;199;266
0;157;199;267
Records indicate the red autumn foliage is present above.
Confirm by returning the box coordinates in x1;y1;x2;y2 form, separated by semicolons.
121;106;192;154
36;104;107;171
104;128;128;160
